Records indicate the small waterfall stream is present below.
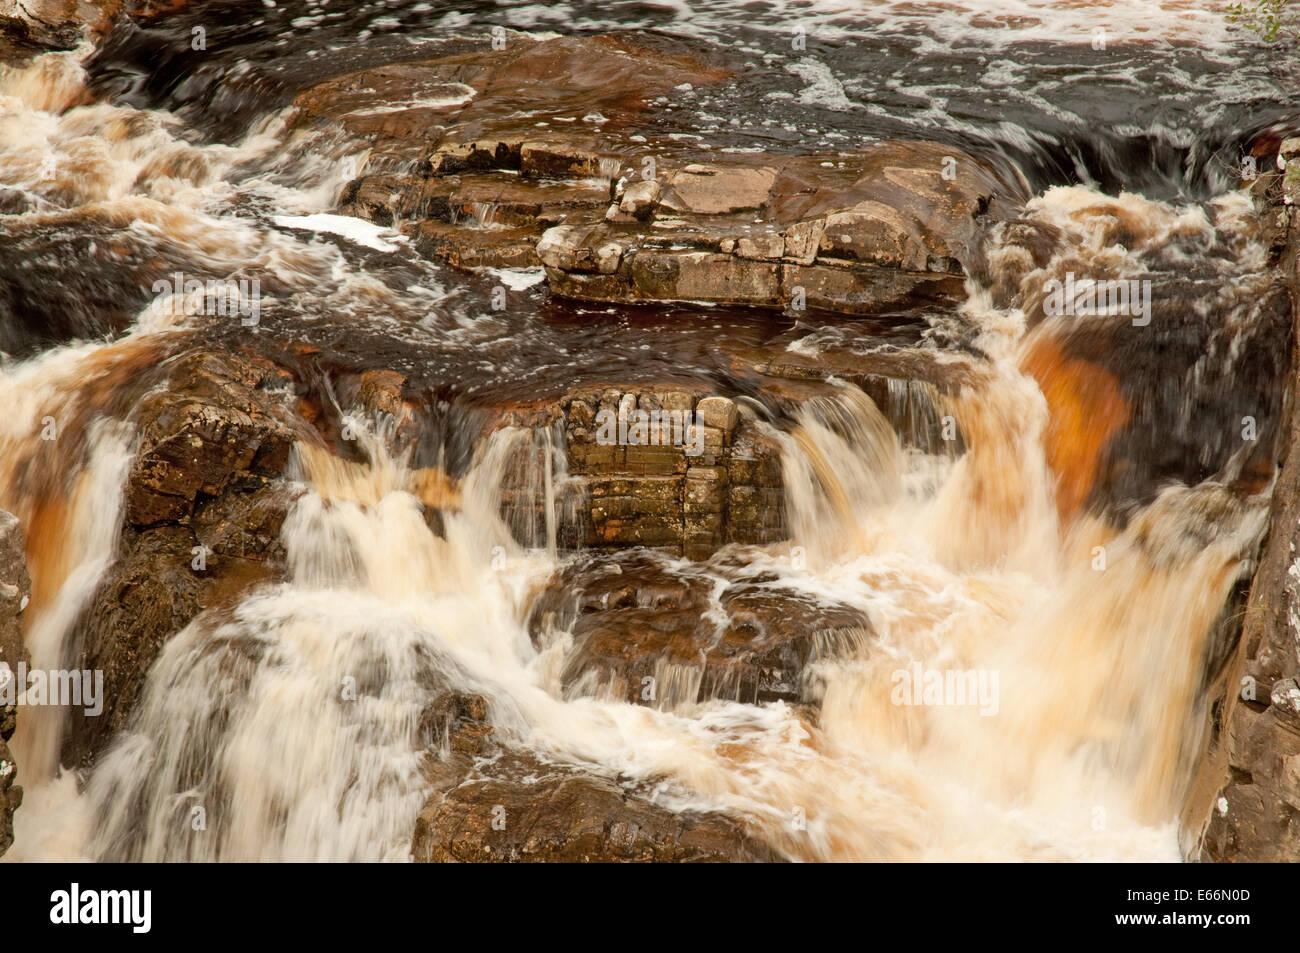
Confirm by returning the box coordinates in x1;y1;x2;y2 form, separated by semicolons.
0;0;1293;863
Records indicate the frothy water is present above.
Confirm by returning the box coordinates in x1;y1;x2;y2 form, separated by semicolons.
0;2;1292;862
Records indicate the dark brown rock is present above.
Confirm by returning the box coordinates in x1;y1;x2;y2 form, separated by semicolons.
63;351;309;769
412;696;780;862
408;220;541;269
124;351;301;528
0;0;116;65
528;550;872;706
293;33;730;168
0;730;20;858
0;508;29;857
0;509;30;685
413;749;781;862
1187;141;1300;861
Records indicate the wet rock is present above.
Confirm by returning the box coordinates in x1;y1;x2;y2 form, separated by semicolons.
784;260;962;313
528;550;872;706
412;698;780;862
0;2;99;65
0;721;19;859
553;385;786;557
660;164;777;216
427;140;519;178
631;251;784;306
345;172;609;234
414;750;781;862
416;690;494;754
0;509;30;682
64;350;308;769
354;368;408;420
532;142;1012;314
0;509;29;857
294;32;729;165
124;350;301;527
520;139;613;180
309;33;1021;313
1188;164;1300;861
695;396;738;436
409;221;540;269
67;513;298;765
608;179;659;223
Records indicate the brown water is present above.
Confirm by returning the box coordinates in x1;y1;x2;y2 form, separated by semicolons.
0;1;1293;861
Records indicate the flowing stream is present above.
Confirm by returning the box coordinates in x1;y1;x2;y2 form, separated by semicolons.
0;0;1294;861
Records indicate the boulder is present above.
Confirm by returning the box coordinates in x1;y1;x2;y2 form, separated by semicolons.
0;509;30;857
123;350;300;527
411;692;781;862
63;350;308;768
528;550;872;706
0;0;116;65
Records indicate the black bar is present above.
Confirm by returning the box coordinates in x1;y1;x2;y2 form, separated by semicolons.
1;861;1284;941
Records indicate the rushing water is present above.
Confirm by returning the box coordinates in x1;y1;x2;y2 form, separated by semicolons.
0;1;1295;861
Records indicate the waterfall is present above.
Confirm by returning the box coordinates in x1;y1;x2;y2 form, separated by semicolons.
0;1;1291;865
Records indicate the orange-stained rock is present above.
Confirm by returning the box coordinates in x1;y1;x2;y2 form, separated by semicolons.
1020;331;1128;527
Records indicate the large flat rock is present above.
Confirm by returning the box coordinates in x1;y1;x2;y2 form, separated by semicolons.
298;32;1026;315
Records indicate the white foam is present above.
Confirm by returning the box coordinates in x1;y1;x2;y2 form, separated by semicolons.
273;213;409;252
481;267;547;291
